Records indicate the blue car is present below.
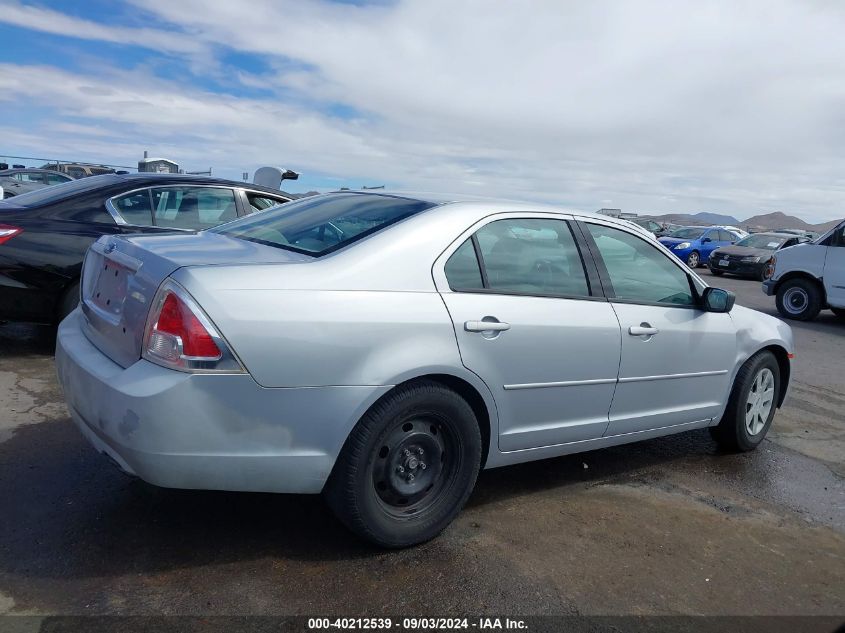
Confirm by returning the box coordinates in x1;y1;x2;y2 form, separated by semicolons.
658;226;738;268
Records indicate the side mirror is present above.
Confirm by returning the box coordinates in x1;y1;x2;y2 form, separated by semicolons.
702;237;712;243
702;287;735;313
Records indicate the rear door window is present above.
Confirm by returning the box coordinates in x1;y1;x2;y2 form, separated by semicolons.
445;218;591;297
15;171;42;183
150;187;237;230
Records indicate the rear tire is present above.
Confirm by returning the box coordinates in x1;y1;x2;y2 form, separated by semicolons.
710;268;724;276
775;278;822;321
831;307;845;320
57;281;80;322
324;380;482;548
710;351;780;452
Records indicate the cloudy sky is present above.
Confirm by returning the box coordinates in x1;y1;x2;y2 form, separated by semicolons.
1;0;844;223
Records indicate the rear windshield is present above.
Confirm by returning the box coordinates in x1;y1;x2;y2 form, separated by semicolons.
212;192;435;256
4;174;119;207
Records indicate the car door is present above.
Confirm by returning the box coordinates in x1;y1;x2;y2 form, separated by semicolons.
699;229;721;262
823;222;845;307
719;230;737;246
436;215;622;451
580;220;737;436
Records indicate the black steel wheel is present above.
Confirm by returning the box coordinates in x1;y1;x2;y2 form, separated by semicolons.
324;380;482;548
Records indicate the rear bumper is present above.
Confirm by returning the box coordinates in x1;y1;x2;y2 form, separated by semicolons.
56;309;390;494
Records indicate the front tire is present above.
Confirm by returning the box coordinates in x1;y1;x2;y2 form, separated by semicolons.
324;380;482;548
775;278;822;321
831;307;845;320
710;351;780;452
686;251;700;268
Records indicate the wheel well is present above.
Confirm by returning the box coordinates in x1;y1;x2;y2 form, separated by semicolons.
55;277;81;322
393;374;492;468
762;345;791;408
775;272;826;304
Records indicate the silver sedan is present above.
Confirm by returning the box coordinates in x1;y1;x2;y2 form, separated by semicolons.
56;191;794;547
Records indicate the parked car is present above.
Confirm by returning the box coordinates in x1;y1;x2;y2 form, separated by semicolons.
55;191;794;548
763;219;845;320
772;228;820;241
41;163;117;178
0;173;292;324
708;232;809;281
630;218;674;237
0;168;74;199
722;225;749;238
658;226;739;267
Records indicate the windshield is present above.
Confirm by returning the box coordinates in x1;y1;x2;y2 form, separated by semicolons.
667;227;705;239
3;174;119;207
212;192;436;256
735;234;786;249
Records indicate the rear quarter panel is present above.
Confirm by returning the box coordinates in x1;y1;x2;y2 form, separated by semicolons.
172;265;465;389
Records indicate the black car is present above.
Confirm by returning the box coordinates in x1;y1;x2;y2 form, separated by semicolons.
708;232;808;281
0;173;292;323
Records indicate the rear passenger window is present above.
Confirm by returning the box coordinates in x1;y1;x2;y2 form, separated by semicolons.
444;239;483;290
150;187;237;230
446;218;590;297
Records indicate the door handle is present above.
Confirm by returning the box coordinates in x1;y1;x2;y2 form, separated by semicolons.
628;324;659;337
465;320;511;332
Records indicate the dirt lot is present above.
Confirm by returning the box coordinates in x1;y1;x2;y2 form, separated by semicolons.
0;271;843;620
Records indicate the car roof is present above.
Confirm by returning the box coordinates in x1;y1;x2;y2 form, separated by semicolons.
320;190;657;239
106;172;293;196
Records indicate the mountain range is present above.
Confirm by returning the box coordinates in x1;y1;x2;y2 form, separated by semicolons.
643;211;840;232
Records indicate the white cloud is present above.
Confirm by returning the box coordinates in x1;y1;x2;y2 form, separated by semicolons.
0;1;205;55
2;0;845;222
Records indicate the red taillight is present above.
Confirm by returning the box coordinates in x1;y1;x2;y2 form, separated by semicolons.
0;225;22;245
154;293;220;358
143;279;243;373
147;291;221;364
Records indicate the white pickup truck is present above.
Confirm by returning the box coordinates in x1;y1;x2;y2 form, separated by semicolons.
763;219;845;321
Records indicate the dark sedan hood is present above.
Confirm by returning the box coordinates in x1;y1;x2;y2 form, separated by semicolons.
711;244;775;258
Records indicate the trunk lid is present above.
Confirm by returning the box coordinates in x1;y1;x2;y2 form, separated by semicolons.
80;231;310;368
